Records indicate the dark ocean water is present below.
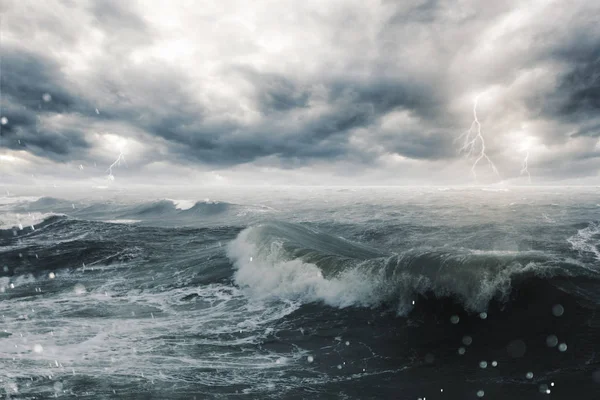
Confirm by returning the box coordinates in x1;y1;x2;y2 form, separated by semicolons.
1;186;600;399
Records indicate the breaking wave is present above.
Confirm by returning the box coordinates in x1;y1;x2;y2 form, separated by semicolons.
228;222;598;314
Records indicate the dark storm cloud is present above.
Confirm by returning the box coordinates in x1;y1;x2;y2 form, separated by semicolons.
234;67;311;113
386;130;457;160
327;78;443;120
559;57;600;118
571;121;600;138
0;48;94;160
2;0;600;183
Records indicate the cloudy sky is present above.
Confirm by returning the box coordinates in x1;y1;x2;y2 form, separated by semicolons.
1;0;599;186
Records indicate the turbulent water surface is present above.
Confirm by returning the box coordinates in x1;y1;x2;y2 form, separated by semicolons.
1;186;600;399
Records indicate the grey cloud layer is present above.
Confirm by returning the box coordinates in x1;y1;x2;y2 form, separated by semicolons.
1;0;599;183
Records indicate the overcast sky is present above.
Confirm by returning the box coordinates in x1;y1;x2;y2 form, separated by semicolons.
1;0;599;186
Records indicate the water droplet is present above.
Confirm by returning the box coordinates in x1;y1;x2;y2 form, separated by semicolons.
345;341;350;346
458;347;466;355
479;312;488;319
74;284;86;295
49;272;55;279
307;355;314;363
476;390;485;397
479;361;488;369
450;315;460;324
33;344;43;353
526;372;534;379
507;339;527;358
558;343;567;352
546;334;558;347
42;93;52;102
1;117;8;125
337;364;342;370
552;304;564;317
462;335;473;346
491;361;498;367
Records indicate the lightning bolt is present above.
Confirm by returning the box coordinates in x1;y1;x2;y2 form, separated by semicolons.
458;95;500;181
520;150;531;183
106;150;125;181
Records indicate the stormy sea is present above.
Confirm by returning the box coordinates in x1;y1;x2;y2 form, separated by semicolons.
1;186;599;399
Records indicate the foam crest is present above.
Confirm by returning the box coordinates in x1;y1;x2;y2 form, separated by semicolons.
568;222;600;261
228;227;384;309
227;223;574;314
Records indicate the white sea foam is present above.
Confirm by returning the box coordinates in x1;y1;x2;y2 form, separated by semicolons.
228;227;385;309
568;222;600;261
103;219;141;224
0;212;56;230
166;198;195;210
228;226;533;314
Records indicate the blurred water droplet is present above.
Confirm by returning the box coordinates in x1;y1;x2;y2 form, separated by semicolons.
552;304;564;317
476;390;485;397
558;343;567;352
479;312;488;319
458;347;466;355
491;361;498;367
462;336;473;346
42;93;52;102
479;361;488;369
307;355;314;363
74;284;86;295
49;272;55;279
1;117;8;125
526;372;534;379
450;315;460;324
33;344;43;353
546;334;558;347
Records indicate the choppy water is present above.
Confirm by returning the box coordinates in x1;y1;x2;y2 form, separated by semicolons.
1;186;600;399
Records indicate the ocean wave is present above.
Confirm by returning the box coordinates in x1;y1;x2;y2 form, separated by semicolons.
123;200;178;217
23;196;74;211
166;198;195;211
567;221;600;261
0;212;63;231
183;200;232;215
227;222;594;315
